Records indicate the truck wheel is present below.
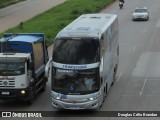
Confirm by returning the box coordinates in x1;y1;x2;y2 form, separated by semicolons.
41;80;46;92
27;88;35;104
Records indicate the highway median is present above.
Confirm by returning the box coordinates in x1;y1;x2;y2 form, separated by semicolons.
0;0;115;45
0;0;26;9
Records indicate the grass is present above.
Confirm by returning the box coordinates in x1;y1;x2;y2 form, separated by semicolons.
0;0;26;8
0;0;115;45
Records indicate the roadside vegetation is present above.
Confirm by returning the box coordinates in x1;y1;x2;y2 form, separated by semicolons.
0;0;26;8
0;0;115;45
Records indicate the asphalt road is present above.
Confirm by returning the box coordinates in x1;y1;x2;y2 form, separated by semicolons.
1;0;160;120
0;0;65;33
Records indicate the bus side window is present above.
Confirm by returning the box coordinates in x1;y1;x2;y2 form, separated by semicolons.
100;35;104;58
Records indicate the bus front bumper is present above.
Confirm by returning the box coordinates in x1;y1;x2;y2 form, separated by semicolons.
51;97;100;110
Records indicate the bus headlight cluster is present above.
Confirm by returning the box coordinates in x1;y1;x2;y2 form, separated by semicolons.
89;95;100;101
89;91;101;101
56;97;60;100
51;94;60;100
89;98;94;101
88;97;99;101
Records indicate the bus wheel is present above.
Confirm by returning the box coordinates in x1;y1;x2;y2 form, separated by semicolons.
103;88;106;102
99;104;102;109
112;66;117;86
105;84;108;96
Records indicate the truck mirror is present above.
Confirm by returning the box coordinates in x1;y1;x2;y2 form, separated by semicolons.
45;58;52;78
29;62;34;70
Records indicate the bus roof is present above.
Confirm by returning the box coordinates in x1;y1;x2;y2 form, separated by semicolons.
56;14;117;38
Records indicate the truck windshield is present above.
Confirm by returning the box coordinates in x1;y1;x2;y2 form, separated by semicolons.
52;67;100;95
0;62;25;76
52;38;100;64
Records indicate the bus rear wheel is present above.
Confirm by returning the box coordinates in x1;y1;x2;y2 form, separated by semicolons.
112;65;118;86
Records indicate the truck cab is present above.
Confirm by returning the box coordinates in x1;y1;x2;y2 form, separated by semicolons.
0;53;32;97
0;33;48;103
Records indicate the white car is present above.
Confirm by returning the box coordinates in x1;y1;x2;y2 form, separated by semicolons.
132;7;149;21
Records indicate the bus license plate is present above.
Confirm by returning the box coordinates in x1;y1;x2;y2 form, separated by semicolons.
69;107;79;109
1;92;9;95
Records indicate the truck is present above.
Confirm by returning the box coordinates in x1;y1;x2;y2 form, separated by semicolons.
45;14;119;110
0;33;49;104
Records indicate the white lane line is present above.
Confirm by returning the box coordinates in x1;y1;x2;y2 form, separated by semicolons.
156;19;160;28
132;46;136;52
116;72;122;82
139;77;147;95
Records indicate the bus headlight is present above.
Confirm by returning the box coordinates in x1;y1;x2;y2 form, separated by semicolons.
89;98;94;101
89;91;101;101
89;96;99;101
51;94;61;100
56;97;60;100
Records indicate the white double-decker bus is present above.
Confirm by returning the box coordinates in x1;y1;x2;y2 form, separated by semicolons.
45;13;119;110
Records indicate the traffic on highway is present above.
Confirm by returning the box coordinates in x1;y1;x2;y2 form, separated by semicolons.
0;0;160;120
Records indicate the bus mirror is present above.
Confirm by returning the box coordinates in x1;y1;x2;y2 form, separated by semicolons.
45;58;52;78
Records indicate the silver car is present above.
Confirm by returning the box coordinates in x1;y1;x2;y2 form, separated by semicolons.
132;7;149;21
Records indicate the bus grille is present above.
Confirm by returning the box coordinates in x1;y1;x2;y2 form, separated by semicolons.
61;99;88;103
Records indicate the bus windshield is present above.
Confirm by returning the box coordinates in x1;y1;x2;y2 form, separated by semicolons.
52;38;100;64
52;68;100;95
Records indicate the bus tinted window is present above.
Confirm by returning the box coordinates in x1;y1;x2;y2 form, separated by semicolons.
52;38;100;64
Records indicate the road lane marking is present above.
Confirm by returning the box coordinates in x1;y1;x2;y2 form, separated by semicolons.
116;72;122;82
139;77;147;95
